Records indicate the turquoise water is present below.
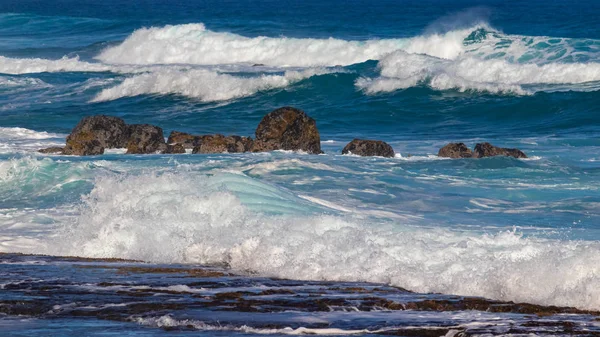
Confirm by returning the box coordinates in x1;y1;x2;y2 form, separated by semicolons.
1;0;600;332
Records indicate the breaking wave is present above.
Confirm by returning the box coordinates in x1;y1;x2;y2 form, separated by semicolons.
96;23;407;67
92;68;341;102
0;127;65;154
49;171;600;310
356;51;600;95
2;22;599;96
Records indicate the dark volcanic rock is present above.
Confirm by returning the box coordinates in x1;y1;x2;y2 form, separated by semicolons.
192;134;253;154
251;107;322;154
162;143;186;154
67;115;129;149
167;131;203;149
63;115;129;155
126;124;166;154
63;132;104;156
342;139;395;158
38;147;64;154
438;143;473;158
473;142;527;159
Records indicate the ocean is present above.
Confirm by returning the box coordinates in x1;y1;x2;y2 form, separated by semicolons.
1;0;599;335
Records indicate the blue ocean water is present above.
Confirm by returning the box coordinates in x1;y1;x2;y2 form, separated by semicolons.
1;0;600;334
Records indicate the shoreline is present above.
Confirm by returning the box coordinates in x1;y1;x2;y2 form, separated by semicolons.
2;252;598;318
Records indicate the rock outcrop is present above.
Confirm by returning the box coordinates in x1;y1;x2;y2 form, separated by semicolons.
62;115;130;156
126;124;166;154
41;107;325;156
167;131;203;149
192;135;253;154
63;132;105;155
163;144;186;154
473;142;527;159
342;139;395;158
38;147;64;154
67;115;129;149
438;143;473;158
252;107;322;154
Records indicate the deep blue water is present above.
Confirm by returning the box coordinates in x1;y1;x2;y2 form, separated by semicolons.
0;0;599;334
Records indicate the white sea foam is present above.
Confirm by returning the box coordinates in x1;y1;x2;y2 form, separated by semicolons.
96;23;407;67
0;56;113;74
91;68;339;102
357;50;600;95
3;23;599;96
0;127;65;153
0;76;51;88
0;127;62;140
0;55;194;75
135;315;378;335
47;171;600;310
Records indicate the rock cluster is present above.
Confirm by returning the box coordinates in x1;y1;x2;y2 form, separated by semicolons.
38;108;526;159
439;142;527;159
39;107;323;156
40;115;169;155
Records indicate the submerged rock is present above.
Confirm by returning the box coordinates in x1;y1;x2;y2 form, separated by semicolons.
38;147;64;154
438;143;473;158
192;134;253;154
126;124;166;154
473;142;527;159
67;115;129;149
342;139;395;158
167;131;203;149
162;143;186;154
252;107;322;154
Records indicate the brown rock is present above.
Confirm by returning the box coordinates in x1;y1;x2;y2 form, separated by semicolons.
63;131;104;155
66;115;129;149
192;134;253;154
38;147;64;154
473;142;527;159
438;143;473;158
252;107;322;154
126;124;166;154
167;131;203;149
341;139;395;158
162;144;186;154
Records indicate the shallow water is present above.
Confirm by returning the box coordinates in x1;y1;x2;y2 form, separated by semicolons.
0;0;599;334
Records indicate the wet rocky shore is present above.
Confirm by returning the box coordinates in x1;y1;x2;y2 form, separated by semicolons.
1;253;597;336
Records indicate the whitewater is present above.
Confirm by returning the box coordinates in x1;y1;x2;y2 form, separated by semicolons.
1;2;599;335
